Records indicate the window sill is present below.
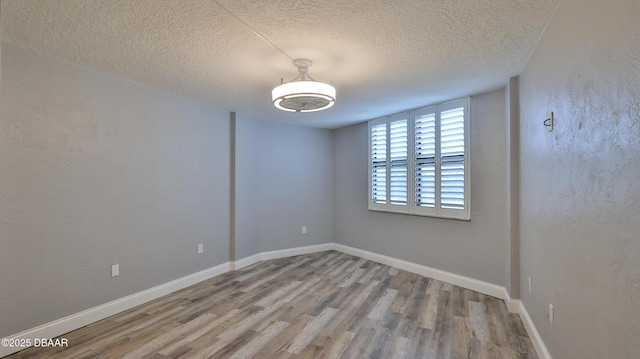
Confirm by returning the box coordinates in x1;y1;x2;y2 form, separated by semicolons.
367;207;471;221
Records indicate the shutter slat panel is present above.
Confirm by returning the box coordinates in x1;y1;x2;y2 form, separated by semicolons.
389;119;408;205
371;123;387;204
414;113;436;207
370;99;467;218
440;106;465;210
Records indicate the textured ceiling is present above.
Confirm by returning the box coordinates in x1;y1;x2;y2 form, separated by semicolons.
1;0;559;129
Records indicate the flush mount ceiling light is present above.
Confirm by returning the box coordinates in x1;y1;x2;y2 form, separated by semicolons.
213;1;336;113
272;58;336;113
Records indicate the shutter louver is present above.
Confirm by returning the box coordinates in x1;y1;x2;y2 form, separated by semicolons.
440;107;465;209
368;98;468;219
371;123;387;204
389;119;408;205
414;113;436;207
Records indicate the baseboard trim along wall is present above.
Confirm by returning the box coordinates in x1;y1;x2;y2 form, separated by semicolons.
333;244;508;301
516;299;553;359
1;243;550;359
231;243;335;270
0;262;230;358
333;243;552;359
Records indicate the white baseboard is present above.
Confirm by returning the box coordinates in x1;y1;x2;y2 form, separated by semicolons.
231;253;262;271
504;295;523;314
334;243;551;359
1;243;550;359
517;300;553;359
0;262;230;358
334;243;507;300
502;292;551;357
233;243;335;271
260;243;335;261
1;243;334;357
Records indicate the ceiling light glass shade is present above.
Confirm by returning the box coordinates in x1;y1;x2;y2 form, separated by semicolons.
272;80;336;112
272;58;336;113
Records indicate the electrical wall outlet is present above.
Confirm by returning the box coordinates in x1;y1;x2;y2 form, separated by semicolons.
528;277;532;294
302;226;307;234
548;303;554;324
198;243;204;254
111;263;119;277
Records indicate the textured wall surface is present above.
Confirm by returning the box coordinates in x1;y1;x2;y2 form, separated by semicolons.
234;114;263;260
0;44;231;337
235;114;334;260
519;0;640;357
258;121;334;252
333;89;509;286
506;77;521;298
1;0;558;128
0;0;2;86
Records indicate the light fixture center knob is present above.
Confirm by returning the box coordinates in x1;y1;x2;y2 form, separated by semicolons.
293;58;313;70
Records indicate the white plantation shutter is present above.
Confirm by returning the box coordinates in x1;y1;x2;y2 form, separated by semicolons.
440;107;465;209
437;99;469;219
369;98;469;219
370;123;387;204
368;114;410;213
414;110;437;208
389;119;408;205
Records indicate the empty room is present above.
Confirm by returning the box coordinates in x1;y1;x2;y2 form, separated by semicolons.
1;1;638;358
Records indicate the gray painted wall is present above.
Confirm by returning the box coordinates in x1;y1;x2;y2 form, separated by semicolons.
258;121;334;252
6;2;638;357
0;0;2;86
234;114;335;259
333;89;509;286
506;77;521;298
519;0;640;358
0;44;230;337
234;114;262;260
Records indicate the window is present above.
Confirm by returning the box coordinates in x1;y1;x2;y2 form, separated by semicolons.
368;98;470;220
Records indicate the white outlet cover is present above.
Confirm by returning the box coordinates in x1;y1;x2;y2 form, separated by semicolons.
528;277;532;293
302;226;307;234
548;303;554;324
111;263;119;277
198;244;203;254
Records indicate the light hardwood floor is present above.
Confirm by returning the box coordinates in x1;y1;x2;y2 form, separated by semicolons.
7;251;538;359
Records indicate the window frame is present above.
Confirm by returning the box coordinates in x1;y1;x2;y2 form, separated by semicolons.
367;98;470;220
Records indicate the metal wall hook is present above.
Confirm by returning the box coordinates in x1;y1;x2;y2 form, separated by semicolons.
544;112;554;132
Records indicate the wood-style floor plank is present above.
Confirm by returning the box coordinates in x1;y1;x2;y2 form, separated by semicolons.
6;251;538;359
